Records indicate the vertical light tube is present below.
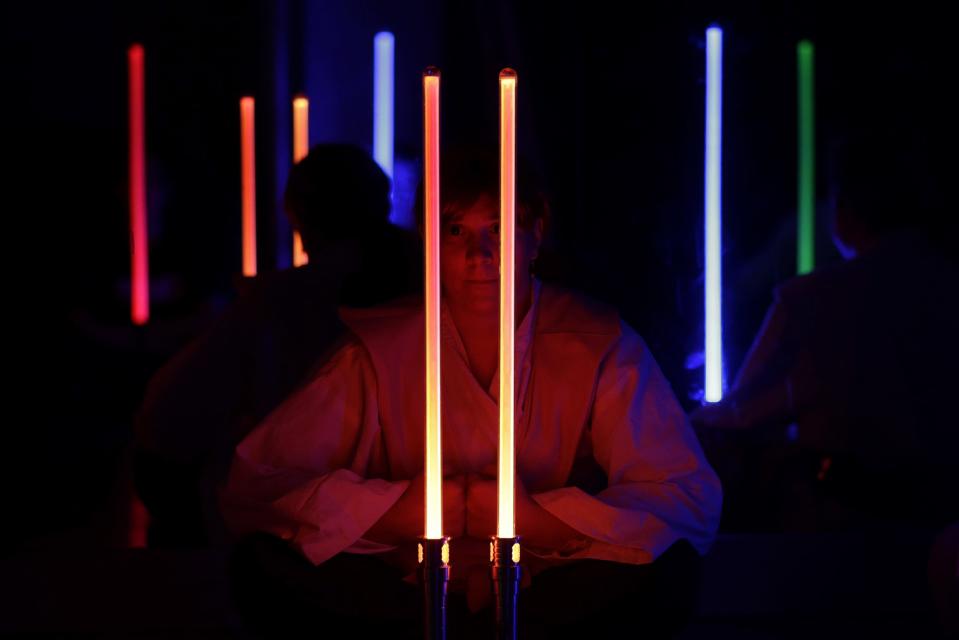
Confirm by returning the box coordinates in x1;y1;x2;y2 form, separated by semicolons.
373;32;395;180
797;40;816;275
422;67;443;540
240;97;257;277
704;26;724;402
127;43;151;547
292;95;309;266
497;68;517;539
128;44;150;326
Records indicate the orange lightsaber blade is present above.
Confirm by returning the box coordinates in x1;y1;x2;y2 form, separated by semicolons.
292;96;309;266
497;68;517;539
423;67;443;539
128;43;149;325
240;97;257;277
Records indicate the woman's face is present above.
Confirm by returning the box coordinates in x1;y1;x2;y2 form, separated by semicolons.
440;193;542;317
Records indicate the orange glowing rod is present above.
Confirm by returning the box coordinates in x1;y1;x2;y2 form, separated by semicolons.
292;96;309;266
128;43;149;325
497;68;517;540
240;97;257;277
420;68;449;639
423;68;443;541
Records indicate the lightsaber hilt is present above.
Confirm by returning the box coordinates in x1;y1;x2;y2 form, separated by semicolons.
418;537;450;640
490;536;521;640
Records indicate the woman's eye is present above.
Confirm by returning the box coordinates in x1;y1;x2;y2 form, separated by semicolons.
490;222;500;234
448;224;462;237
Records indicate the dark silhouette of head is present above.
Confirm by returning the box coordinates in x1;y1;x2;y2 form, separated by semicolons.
825;56;947;259
284;144;392;257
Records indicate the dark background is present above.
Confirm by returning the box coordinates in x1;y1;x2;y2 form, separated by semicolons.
3;0;952;546
0;2;954;636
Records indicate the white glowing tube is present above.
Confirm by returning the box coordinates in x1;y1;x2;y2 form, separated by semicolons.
373;31;394;180
704;26;724;402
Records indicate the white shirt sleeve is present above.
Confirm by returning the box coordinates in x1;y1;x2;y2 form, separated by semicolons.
531;321;723;563
219;340;409;565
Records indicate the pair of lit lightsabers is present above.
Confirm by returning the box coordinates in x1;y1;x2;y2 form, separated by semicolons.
420;66;520;640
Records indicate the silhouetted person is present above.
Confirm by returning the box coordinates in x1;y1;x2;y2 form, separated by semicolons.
134;144;420;547
692;123;958;532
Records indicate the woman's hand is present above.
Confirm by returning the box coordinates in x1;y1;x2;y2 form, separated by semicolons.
364;472;468;545
466;474;587;553
465;474;497;538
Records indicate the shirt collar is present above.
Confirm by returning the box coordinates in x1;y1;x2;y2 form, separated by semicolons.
441;278;541;397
